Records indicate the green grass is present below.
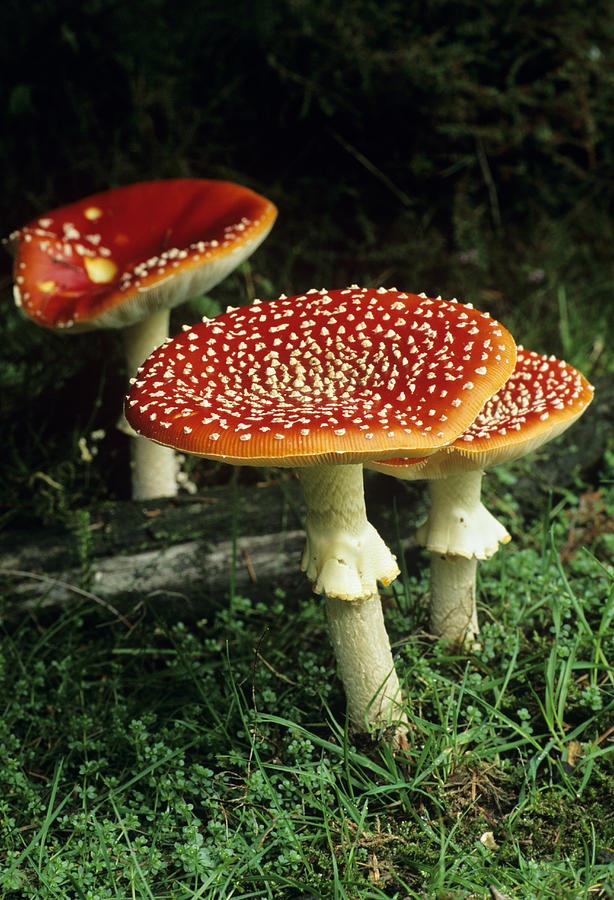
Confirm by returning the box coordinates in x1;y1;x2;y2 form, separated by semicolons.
1;454;614;898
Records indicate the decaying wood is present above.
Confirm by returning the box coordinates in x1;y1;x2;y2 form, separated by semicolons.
0;474;425;612
2;530;306;610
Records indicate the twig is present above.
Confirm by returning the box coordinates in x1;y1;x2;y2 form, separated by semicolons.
596;724;614;745
254;650;298;685
476;138;501;229
331;130;413;208
241;547;258;583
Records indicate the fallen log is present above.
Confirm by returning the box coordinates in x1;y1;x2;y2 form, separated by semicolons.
0;474;425;613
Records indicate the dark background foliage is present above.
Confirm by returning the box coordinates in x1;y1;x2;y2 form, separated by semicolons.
2;0;613;516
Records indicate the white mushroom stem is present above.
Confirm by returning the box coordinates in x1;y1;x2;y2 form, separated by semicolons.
122;309;178;500
297;464;405;728
428;554;479;643
122;308;171;378
298;464;400;601
416;470;510;560
417;469;510;644
325;593;405;726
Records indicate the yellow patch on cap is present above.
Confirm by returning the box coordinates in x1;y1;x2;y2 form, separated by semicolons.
84;206;103;221
84;256;118;284
36;280;57;293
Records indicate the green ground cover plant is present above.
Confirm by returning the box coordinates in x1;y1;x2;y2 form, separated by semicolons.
1;450;613;898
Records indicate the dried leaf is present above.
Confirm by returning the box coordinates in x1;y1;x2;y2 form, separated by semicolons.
566;739;583;767
480;831;499;850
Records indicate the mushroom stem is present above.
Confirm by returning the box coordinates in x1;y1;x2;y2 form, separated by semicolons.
325;593;405;726
297;464;400;602
122;308;171;377
122;309;178;500
417;470;510;644
297;464;405;729
428;554;479;644
417;470;510;560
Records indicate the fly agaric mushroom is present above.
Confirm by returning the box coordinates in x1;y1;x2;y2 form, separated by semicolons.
9;178;277;500
125;286;516;728
368;347;594;644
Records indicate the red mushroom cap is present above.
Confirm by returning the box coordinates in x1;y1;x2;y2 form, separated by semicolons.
369;347;594;477
10;179;277;332
125;286;516;466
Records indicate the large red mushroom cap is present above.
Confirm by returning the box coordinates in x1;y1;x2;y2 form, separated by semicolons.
10;179;277;332
125;286;516;466
369;347;594;478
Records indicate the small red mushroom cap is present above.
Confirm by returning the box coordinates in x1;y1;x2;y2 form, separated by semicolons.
125;286;516;466
10;179;277;332
369;347;594;478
